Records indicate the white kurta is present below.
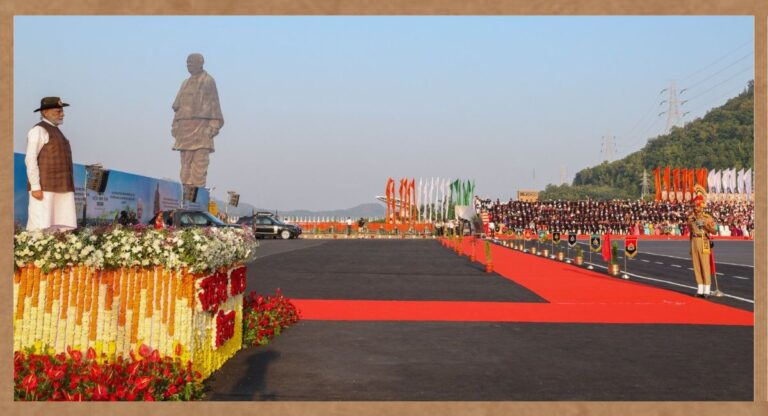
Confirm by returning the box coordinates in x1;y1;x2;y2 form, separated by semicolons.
25;120;77;231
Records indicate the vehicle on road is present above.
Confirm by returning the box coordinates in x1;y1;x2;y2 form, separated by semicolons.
237;214;302;239
148;209;240;229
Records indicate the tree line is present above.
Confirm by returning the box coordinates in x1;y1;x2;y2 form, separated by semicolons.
540;80;754;201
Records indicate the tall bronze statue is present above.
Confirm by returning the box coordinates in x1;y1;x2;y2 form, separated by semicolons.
172;53;224;188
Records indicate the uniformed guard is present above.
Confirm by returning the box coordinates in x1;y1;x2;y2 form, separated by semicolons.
687;184;716;298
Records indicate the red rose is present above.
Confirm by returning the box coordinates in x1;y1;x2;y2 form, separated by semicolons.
134;376;153;391
22;373;37;391
67;346;82;362
127;361;141;376
139;344;152;359
93;384;108;400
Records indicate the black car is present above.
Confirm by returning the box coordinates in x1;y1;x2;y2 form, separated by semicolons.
237;215;302;239
148;209;240;229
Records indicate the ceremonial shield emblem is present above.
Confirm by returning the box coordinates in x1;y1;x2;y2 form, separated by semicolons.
625;237;638;258
567;233;577;248
524;229;532;241
538;230;547;242
552;232;561;244
590;234;601;252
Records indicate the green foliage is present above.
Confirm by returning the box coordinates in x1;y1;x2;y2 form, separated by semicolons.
610;242;619;265
574;244;583;258
540;81;753;201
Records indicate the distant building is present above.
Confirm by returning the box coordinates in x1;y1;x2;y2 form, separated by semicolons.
517;190;539;202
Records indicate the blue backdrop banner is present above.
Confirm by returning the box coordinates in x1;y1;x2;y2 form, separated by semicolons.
14;153;209;227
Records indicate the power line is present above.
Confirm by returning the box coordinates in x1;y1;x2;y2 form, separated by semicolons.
681;52;753;93
685;83;750;118
681;39;753;81
682;66;753;103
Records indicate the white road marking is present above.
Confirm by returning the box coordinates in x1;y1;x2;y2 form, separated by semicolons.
640;251;753;268
671;264;682;268
730;276;750;280
582;262;753;304
654;261;664;265
687;268;694;271
572;241;754;268
641;259;650;263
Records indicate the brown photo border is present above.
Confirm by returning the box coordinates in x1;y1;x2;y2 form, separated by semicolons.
0;1;765;415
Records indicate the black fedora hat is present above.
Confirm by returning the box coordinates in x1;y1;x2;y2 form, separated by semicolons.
34;96;69;112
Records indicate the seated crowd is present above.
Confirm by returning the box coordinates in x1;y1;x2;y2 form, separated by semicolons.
476;198;754;237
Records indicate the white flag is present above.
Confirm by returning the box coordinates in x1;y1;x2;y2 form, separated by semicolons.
428;177;435;222
716;170;723;194
707;169;717;194
721;169;729;193
737;169;745;194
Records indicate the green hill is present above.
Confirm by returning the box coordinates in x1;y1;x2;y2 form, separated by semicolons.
540;80;753;201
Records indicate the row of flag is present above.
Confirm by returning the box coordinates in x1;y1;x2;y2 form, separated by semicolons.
385;177;476;223
653;166;753;201
707;168;752;198
515;230;638;262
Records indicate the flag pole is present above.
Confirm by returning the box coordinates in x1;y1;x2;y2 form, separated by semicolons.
712;251;724;297
622;247;629;279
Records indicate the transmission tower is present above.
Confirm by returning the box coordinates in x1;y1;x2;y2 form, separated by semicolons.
601;134;616;162
660;81;682;133
641;169;649;199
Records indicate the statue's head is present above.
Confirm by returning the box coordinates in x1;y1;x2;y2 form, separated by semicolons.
187;53;204;75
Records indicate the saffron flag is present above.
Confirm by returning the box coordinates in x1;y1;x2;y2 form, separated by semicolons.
688;168;695;195
654;167;662;201
602;233;612;262
681;168;688;199
672;168;680;195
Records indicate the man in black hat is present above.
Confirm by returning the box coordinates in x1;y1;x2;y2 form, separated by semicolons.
25;97;77;231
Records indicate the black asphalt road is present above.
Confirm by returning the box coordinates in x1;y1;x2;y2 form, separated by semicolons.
205;239;753;401
250;240;545;302
510;239;754;311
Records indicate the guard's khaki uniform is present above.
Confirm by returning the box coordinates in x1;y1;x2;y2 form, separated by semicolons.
688;212;715;289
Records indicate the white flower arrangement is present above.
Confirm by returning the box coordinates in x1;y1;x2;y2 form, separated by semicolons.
14;225;258;274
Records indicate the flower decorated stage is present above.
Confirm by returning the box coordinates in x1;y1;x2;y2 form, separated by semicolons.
13;226;258;380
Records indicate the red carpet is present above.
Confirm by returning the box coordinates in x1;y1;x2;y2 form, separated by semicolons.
293;238;752;326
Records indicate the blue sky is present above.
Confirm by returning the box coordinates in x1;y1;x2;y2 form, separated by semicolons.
13;16;753;211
